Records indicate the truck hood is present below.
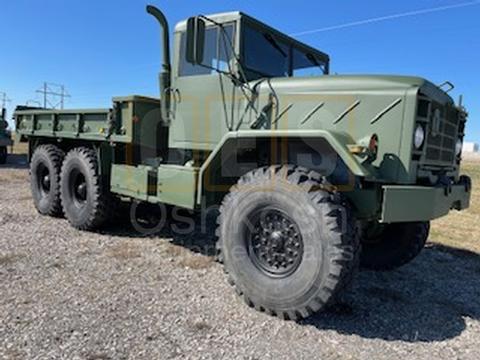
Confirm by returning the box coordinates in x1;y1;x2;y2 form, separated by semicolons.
245;74;457;184
253;74;453;103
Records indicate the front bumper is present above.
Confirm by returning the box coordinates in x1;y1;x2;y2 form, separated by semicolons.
380;176;471;223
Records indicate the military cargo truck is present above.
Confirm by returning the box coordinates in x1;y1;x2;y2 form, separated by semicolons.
0;108;13;164
15;6;471;320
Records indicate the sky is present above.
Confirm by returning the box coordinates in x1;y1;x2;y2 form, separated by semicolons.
0;0;478;141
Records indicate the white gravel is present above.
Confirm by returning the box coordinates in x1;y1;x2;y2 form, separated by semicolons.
1;155;480;359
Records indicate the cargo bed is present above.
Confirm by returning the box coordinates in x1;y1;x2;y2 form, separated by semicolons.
15;95;163;145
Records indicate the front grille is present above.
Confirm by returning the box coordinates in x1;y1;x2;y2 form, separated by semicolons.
419;99;460;165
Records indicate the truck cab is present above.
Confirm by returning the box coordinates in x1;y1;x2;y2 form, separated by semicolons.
169;12;330;151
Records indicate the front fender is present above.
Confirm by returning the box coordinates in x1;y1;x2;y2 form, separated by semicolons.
197;130;373;205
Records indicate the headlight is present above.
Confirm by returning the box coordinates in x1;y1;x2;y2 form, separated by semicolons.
456;139;463;156
414;125;425;149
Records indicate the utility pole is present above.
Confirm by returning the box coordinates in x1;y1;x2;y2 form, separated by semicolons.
41;83;47;108
0;91;11;109
36;82;71;109
60;85;66;109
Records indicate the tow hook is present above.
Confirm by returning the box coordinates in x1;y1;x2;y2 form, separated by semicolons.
437;176;453;196
445;184;452;196
460;175;472;193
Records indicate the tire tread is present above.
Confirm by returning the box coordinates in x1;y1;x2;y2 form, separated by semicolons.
61;147;115;230
30;144;65;217
216;165;360;320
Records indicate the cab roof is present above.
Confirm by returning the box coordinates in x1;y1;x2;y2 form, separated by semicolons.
174;12;242;32
174;11;329;63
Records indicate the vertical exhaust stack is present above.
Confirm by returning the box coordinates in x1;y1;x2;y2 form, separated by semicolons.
146;5;171;123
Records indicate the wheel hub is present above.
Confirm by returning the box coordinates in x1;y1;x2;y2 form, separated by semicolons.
41;174;50;191
248;208;303;277
36;164;51;195
70;169;88;205
76;182;87;201
269;231;284;250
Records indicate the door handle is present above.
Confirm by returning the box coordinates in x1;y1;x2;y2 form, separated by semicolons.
170;88;181;103
164;88;181;104
175;88;181;103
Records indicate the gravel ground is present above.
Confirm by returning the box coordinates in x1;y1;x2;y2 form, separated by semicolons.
1;155;480;359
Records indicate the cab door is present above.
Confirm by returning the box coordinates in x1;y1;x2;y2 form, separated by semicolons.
170;23;240;151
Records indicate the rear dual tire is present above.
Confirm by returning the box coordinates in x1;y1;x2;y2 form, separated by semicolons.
30;145;113;230
60;147;113;230
30;144;65;217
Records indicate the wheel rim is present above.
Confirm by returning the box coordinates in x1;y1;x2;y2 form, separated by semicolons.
69;169;87;207
36;163;51;196
246;207;304;278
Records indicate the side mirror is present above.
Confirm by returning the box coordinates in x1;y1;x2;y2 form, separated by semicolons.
186;17;206;65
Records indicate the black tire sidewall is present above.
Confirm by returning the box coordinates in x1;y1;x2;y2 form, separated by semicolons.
360;221;430;270
30;148;60;214
221;181;332;310
61;152;97;227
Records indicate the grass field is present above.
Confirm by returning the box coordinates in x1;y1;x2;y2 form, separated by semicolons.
11;141;28;155
431;158;480;253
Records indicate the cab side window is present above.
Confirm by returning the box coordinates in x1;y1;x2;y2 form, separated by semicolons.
179;24;235;77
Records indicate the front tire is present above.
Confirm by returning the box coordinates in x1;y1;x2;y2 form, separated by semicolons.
217;166;359;320
60;147;112;230
360;221;430;271
30;144;65;216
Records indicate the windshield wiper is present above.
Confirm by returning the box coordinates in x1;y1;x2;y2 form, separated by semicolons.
306;53;322;69
263;33;287;58
306;53;326;74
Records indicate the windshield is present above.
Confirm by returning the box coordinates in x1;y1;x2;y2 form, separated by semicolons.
242;25;328;80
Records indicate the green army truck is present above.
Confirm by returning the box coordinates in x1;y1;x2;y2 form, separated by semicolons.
15;6;471;320
0;108;13;164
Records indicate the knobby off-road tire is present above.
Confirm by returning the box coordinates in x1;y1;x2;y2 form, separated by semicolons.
0;146;7;164
216;165;360;320
30;144;65;217
60;147;113;230
360;221;430;271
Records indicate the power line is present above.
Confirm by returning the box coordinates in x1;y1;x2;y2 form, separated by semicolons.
36;82;71;109
291;0;480;37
